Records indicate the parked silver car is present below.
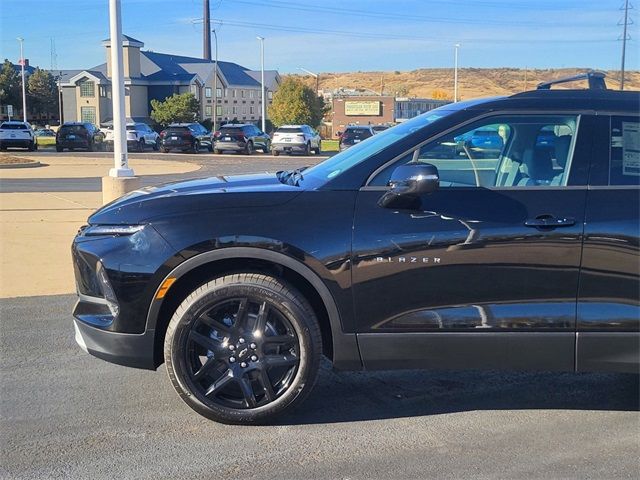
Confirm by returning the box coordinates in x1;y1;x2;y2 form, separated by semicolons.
104;122;160;152
271;124;321;156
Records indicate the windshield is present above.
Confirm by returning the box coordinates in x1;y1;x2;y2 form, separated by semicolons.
302;107;454;185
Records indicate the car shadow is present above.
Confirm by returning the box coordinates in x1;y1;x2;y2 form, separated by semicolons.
275;361;639;426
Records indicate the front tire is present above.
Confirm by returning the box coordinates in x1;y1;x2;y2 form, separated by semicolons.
164;273;322;424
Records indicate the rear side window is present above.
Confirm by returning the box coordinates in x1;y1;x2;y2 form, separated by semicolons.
610;116;639;186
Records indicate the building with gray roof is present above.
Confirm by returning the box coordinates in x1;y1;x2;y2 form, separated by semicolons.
57;35;280;126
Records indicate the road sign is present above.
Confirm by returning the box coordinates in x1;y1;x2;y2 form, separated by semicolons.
7;105;13;118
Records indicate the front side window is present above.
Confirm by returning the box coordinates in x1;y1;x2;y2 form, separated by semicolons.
610;116;639;186
79;80;95;97
370;115;578;188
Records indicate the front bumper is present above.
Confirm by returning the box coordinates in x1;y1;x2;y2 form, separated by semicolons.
272;142;306;153
72;224;176;369
73;316;156;370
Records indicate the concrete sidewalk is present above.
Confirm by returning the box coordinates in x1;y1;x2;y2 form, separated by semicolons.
0;155;200;298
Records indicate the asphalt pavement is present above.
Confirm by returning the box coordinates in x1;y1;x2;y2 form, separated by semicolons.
0;151;326;193
1;294;638;480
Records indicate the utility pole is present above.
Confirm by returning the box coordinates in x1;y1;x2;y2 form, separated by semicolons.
454;43;460;103
17;37;27;122
257;36;266;133
102;0;139;204
619;0;632;90
212;28;218;134
203;0;211;61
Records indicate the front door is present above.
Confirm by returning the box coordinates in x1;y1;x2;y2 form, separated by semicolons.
352;113;594;371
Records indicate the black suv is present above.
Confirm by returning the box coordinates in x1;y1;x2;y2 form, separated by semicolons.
71;73;639;424
160;123;212;153
213;124;271;154
339;125;375;151
56;122;105;152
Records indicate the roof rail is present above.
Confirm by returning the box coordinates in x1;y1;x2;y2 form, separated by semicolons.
536;71;607;90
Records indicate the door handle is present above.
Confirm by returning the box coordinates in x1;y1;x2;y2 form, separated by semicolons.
524;215;576;228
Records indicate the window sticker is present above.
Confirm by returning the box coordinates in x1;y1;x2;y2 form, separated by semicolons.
622;122;640;176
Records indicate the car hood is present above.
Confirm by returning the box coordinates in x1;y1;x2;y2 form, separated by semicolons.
89;173;303;225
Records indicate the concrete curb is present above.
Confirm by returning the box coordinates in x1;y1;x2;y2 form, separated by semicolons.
0;161;43;169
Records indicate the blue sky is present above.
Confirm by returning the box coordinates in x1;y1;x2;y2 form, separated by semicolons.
0;0;637;73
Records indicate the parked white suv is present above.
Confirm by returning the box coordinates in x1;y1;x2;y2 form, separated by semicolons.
272;125;321;156
104;122;160;152
0;121;37;151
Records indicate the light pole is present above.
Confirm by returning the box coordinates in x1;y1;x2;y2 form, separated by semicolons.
256;36;266;133
212;28;218;134
102;0;138;204
57;70;63;125
454;43;460;103
298;67;319;95
17;37;27;122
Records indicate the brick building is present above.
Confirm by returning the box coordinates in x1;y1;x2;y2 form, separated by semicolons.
331;95;394;138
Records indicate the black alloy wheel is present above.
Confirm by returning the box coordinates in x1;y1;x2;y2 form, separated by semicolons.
138;139;145;152
245;141;253;155
304;142;311;156
164;274;322;424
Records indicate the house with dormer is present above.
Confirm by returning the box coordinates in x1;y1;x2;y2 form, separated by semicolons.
58;35;280;126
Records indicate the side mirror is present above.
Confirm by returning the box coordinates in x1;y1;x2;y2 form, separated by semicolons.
378;163;440;209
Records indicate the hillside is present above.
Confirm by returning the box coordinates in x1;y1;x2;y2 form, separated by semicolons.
290;68;640;100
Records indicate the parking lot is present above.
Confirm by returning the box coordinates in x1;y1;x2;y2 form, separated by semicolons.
1;150;639;479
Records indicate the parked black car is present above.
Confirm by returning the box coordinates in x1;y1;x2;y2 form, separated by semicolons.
55;122;104;152
160;123;212;153
338;125;375;151
71;72;639;425
213;124;270;154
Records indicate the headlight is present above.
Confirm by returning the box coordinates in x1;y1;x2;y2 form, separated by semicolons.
83;225;144;237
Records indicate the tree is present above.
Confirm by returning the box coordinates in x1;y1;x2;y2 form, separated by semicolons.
431;89;453;101
0;59;22;112
27;68;58;118
268;77;326;128
150;92;200;126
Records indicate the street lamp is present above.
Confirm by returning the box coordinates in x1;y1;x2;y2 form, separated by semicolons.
298;67;319;95
17;37;27;122
212;28;218;134
454;43;460;103
256;36;266;133
102;0;139;205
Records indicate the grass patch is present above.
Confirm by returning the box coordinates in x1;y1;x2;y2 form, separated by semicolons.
0;154;36;165
321;139;338;152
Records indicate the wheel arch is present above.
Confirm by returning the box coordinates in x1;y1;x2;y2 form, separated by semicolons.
147;247;361;371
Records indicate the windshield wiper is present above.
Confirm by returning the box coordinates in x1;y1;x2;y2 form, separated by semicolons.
276;167;307;186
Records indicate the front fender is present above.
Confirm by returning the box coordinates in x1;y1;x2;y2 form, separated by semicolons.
145;246;362;370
